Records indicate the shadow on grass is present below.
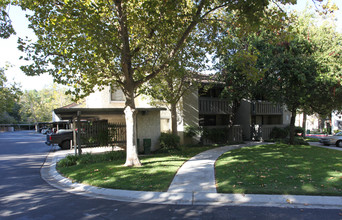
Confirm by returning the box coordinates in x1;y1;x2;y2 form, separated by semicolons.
215;144;342;196
57;146;215;192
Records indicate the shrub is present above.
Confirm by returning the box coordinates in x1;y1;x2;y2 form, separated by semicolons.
184;125;201;138
57;150;126;168
57;154;79;168
276;137;309;145
202;127;229;144
293;137;309;145
270;127;288;139
294;126;304;136
159;132;180;152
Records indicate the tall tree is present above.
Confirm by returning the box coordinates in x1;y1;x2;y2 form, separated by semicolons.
14;0;298;166
0;67;21;122
19;85;73;123
254;34;318;144
297;12;342;117
140;36;210;136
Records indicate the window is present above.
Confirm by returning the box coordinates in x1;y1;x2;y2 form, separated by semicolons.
111;88;125;102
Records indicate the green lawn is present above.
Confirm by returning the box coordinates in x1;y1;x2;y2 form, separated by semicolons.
58;143;342;196
57;146;214;191
215;144;342;196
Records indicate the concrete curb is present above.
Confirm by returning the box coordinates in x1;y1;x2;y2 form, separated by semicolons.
41;145;342;209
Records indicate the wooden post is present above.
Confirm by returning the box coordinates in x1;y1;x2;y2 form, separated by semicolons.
73;118;77;155
77;111;81;155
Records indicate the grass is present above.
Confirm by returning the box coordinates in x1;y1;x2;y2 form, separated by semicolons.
58;143;342;196
215;144;342;196
57;145;215;192
304;137;320;142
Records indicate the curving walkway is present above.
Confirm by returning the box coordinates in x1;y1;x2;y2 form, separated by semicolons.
167;143;257;193
41;142;342;209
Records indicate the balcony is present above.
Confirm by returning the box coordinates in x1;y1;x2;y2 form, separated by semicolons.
199;97;232;115
251;101;282;115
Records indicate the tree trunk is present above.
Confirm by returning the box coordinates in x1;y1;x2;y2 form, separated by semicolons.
171;102;178;136
123;100;141;167
302;112;307;138
289;108;297;145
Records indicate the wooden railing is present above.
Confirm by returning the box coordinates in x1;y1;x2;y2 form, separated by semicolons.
199;97;232;114
251;102;282;115
251;125;286;140
80;121;126;147
201;125;242;144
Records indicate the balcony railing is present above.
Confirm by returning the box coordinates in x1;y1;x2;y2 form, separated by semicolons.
251;101;282;115
199;97;232;115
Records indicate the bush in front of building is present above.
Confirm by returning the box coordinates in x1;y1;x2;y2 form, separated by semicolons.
159;132;180;152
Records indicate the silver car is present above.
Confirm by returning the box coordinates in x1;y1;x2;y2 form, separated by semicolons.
320;132;342;147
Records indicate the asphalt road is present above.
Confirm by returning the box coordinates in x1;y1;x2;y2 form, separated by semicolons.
0;131;341;220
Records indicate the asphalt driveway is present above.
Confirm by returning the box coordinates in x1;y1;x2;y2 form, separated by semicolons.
0;131;341;220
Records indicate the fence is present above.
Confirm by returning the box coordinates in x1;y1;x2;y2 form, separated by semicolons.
79;121;126;147
0;124;36;132
250;124;286;141
108;123;126;146
201;125;243;145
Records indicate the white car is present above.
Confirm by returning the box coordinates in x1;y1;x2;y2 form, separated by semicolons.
320;132;342;147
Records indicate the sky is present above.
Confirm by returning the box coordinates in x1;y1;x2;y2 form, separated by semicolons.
0;1;341;91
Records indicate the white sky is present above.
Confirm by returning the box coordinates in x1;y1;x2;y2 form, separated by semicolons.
0;1;341;91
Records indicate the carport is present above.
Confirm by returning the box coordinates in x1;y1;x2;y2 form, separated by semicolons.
53;107;165;155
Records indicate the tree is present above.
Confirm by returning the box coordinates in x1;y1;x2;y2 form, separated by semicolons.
298;12;342;117
14;0;299;166
140;39;210;136
0;0;15;39
255;34;318;144
0;67;21;123
215;6;288;122
218;6;342;144
19;85;73;123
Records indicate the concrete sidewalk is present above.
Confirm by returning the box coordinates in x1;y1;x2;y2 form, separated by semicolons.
41;143;342;209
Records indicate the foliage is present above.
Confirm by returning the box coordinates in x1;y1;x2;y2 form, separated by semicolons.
202;127;230;144
0;0;15;39
269;127;289;139
57;154;79;168
19;84;74;123
184;125;201;138
304;137;320;142
0;67;22;123
274;137;309;145
294;126;304;135
13;0;300;166
217;8;342;145
57;145;214;191
216;144;342;196
159;132;180;152
57;151;126;168
270;126;305;140
293;11;342;117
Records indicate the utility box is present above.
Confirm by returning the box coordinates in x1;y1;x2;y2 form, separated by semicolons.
143;138;151;154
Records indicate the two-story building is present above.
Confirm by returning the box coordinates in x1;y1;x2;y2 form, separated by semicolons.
54;78;292;150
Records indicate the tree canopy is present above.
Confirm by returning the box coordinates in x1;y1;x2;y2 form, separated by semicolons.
19;85;74;123
2;0;319;165
13;0;300;166
0;0;15;39
217;7;342;144
0;66;21;121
